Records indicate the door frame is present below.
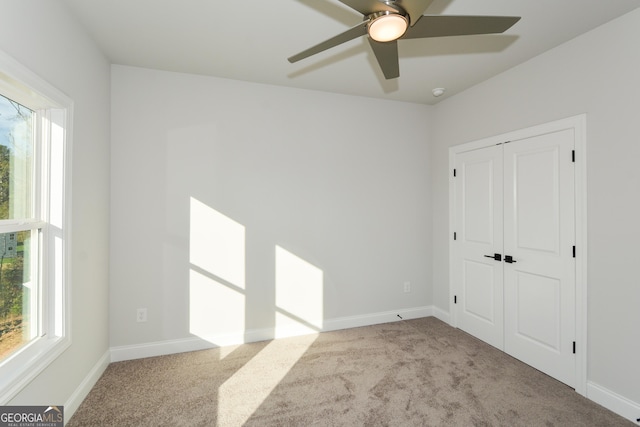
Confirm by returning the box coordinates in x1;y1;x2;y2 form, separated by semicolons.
448;114;587;396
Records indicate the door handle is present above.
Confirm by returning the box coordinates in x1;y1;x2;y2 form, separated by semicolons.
504;255;517;263
484;253;502;261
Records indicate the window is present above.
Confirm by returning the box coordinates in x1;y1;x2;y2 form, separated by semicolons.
0;50;71;403
0;95;37;361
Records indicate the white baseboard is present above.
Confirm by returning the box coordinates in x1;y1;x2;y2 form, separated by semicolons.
110;336;220;362
64;350;110;423
110;306;434;362
587;381;640;424
323;306;433;332
431;306;451;325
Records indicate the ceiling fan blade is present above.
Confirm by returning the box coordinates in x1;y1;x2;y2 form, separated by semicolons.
338;0;400;16
402;15;521;39
368;39;399;79
394;0;435;26
288;22;368;63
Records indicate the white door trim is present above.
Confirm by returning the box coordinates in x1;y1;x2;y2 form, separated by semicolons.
448;114;587;396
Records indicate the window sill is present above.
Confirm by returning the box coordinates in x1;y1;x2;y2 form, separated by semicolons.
0;335;71;404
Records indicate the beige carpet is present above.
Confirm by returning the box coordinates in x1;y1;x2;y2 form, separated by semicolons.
68;317;632;426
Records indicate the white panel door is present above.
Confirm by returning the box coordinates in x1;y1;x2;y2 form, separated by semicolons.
452;128;576;388
453;145;504;349
503;130;576;387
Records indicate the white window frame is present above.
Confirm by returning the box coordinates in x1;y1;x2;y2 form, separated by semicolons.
0;50;72;403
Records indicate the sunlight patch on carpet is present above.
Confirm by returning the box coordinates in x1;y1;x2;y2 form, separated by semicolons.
218;333;318;426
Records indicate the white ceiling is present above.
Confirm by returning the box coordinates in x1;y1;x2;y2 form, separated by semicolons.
62;0;640;105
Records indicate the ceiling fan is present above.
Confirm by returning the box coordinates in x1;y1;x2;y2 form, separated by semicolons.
288;0;521;79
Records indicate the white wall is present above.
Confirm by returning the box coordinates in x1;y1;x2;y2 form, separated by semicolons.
110;66;433;349
0;0;110;411
432;7;640;412
5;0;635;420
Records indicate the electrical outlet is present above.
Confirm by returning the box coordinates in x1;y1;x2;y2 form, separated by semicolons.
403;281;411;293
137;308;147;322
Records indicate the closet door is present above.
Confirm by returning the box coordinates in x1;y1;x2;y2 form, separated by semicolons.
452;145;504;349
503;130;576;387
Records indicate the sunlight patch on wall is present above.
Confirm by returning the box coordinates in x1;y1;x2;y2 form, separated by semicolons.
189;197;245;288
189;197;246;346
189;269;245;345
275;246;323;338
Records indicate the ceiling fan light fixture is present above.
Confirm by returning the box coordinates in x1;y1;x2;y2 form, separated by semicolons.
368;12;408;42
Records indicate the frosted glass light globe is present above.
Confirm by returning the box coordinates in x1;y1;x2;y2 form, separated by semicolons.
368;14;408;42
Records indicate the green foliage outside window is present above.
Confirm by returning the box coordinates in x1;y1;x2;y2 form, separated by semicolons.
0;94;34;359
